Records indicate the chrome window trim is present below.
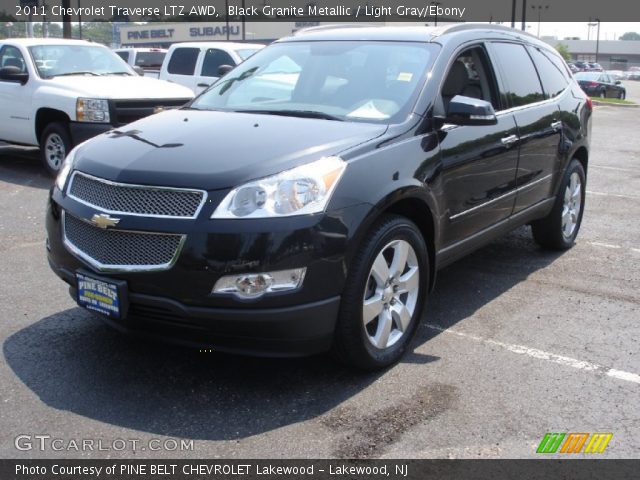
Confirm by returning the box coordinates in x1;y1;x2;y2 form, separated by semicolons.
62;211;187;273
67;171;208;220
449;173;553;221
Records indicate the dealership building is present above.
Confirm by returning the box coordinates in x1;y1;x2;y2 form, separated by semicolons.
543;39;640;70
118;21;459;47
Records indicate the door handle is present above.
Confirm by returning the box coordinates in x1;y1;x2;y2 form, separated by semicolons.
197;83;210;88
501;134;518;146
551;121;562;131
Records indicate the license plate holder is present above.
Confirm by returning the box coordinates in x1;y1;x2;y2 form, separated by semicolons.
75;271;128;320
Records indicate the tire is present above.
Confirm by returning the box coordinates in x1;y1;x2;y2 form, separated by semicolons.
599;89;606;98
619;90;626;100
531;159;586;250
331;214;429;370
40;122;72;178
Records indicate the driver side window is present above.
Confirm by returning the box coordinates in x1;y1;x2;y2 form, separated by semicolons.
0;46;27;74
440;46;500;113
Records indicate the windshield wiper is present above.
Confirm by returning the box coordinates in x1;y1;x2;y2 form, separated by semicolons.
236;109;344;121
104;71;133;76
47;71;102;78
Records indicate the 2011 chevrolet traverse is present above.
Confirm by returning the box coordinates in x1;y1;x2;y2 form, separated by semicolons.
46;25;591;369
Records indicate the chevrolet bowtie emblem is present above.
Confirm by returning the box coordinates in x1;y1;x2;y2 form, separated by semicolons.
90;213;121;229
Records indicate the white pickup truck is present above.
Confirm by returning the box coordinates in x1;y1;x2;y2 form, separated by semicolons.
0;38;194;176
159;42;264;94
114;47;166;79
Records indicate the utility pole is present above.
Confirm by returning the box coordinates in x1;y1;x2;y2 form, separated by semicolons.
521;0;527;31
62;0;72;38
595;18;601;63
511;0;516;27
77;0;82;39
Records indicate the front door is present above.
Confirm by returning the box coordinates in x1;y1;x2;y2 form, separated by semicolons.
437;45;520;247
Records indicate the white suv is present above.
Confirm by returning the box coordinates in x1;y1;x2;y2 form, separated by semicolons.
0;38;193;176
159;42;264;94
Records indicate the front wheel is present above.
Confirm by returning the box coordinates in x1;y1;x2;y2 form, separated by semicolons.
531;159;586;250
40;122;72;178
619;90;626;100
599;89;606;98
331;215;429;370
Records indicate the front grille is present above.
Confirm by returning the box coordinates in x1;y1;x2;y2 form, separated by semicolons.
111;98;189;125
68;172;205;218
63;212;184;271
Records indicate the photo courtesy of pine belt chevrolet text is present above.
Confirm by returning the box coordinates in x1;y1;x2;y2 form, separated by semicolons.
45;24;591;370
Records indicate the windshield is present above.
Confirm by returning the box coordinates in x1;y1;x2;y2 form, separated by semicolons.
190;41;438;124
29;45;134;78
574;72;601;81
236;48;262;60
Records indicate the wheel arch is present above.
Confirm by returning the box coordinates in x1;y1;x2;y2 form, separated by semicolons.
351;191;438;292
35;108;70;145
572;145;589;175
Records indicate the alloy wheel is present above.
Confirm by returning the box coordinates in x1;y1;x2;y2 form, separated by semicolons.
561;172;582;239
44;133;65;171
362;239;420;349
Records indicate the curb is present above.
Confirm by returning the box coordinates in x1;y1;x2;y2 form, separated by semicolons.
591;100;639;108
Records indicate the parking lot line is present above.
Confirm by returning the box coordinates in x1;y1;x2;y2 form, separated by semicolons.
589;165;638;173
424;323;640;385
586;190;640;200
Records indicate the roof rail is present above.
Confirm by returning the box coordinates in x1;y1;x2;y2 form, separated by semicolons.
293;23;378;35
432;23;539;40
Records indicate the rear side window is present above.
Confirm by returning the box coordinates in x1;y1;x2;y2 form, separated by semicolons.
167;48;199;75
528;47;569;98
115;51;129;62
490;42;545;107
135;51;165;69
201;48;235;77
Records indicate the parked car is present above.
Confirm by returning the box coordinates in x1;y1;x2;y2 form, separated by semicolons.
587;62;603;72
159;41;264;93
567;62;579;74
0;38;194;176
114;47;167;78
605;70;625;81
46;25;591;369
574;71;626;99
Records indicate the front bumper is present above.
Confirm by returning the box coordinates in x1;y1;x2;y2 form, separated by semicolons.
68;122;114;146
46;189;370;356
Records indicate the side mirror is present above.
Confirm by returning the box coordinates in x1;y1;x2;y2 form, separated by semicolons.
133;66;145;76
0;66;28;85
217;64;234;76
446;95;497;126
615;80;622;85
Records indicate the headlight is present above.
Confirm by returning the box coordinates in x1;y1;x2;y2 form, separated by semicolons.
211;156;346;219
55;146;77;192
76;98;110;123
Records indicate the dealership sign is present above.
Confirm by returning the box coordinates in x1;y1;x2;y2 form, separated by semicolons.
122;23;243;43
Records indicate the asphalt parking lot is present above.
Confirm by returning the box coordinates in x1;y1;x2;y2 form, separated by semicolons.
0;83;638;460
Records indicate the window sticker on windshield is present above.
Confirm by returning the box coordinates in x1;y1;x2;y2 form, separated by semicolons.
397;72;413;82
346;101;391;120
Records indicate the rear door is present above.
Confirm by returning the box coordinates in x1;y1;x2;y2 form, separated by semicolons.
161;46;200;92
488;42;563;213
194;48;236;94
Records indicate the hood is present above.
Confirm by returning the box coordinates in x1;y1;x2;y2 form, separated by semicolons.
47;75;193;99
74;109;388;190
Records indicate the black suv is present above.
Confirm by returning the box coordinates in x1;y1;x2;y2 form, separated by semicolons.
46;25;591;369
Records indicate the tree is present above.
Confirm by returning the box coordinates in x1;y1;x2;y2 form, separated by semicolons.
555;43;572;62
620;32;640;41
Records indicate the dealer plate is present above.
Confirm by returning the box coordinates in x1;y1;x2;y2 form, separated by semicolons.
76;272;122;318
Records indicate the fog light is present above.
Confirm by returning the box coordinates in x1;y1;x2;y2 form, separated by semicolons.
213;268;306;299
